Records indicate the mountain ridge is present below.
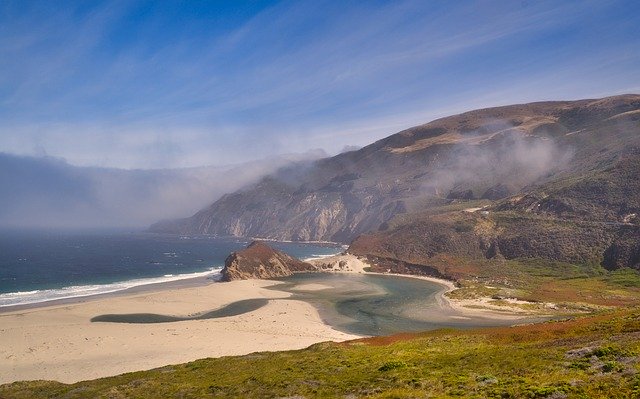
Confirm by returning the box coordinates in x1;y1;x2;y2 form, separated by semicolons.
150;95;640;257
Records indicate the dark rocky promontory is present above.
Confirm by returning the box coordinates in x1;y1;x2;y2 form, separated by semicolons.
221;241;317;281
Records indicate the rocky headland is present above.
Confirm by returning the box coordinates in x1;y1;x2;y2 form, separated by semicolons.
221;241;317;281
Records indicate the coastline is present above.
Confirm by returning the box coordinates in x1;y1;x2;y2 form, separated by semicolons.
0;233;346;311
0;273;220;314
0;278;360;384
1;253;541;385
308;253;551;320
366;272;534;320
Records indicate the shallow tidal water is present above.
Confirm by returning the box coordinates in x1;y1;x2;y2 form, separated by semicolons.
272;273;533;336
91;273;541;336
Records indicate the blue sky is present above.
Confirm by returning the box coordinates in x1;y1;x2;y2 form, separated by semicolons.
1;0;639;169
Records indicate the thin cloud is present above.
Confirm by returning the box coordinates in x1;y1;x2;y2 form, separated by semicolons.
0;0;638;168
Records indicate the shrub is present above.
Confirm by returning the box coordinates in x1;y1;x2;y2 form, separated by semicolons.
378;361;407;372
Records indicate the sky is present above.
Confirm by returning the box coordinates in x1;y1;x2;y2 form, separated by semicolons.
1;0;639;169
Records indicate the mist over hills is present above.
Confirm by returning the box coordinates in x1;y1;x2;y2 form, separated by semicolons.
151;95;640;267
0;150;326;229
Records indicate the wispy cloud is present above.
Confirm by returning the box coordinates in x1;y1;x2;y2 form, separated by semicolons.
0;0;638;168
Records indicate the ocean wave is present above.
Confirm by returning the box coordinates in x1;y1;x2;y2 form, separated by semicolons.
303;253;338;261
0;267;222;308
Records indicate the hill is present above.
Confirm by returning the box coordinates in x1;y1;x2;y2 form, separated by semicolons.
4;308;640;398
151;95;640;270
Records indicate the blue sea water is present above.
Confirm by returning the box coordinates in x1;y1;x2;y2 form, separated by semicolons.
0;230;344;307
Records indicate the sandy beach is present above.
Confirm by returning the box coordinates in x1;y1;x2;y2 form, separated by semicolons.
0;254;538;385
0;278;359;384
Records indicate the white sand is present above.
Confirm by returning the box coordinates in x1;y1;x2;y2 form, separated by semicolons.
0;254;539;385
366;270;544;319
0;279;358;384
307;253;369;273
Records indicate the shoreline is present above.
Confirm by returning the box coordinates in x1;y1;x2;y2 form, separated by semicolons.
308;253;552;320
0;273;220;314
0;254;542;385
0;278;360;384
1;252;551;323
0;254;346;313
365;272;534;320
0;234;346;311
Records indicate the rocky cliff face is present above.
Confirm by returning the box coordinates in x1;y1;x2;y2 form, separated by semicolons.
151;95;640;245
153;95;640;270
221;241;317;281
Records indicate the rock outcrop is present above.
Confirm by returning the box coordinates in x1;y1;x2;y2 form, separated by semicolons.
221;241;317;281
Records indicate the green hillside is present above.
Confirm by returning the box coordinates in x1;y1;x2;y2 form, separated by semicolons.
4;309;640;398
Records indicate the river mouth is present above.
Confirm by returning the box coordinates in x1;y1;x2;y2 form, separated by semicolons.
90;273;546;333
271;273;541;336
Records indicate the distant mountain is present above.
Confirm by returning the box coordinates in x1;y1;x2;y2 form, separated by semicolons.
0;150;326;229
151;95;640;270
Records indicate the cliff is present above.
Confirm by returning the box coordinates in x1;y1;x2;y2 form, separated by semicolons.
153;94;640;270
151;95;640;241
221;241;317;281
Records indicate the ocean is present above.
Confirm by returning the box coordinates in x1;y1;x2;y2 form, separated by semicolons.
0;230;344;308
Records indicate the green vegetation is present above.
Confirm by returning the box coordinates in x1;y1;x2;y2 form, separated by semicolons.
351;198;640;311
605;268;640;288
4;309;640;398
437;255;640;312
453;220;475;233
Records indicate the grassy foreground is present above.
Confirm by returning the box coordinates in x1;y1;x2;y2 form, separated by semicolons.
4;309;640;398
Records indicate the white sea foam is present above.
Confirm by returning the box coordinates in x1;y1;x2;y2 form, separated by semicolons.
303;253;338;261
0;267;222;308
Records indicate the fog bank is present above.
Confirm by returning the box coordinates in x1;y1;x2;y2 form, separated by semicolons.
0;151;326;229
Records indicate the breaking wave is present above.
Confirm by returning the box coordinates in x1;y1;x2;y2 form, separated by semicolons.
0;267;222;308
